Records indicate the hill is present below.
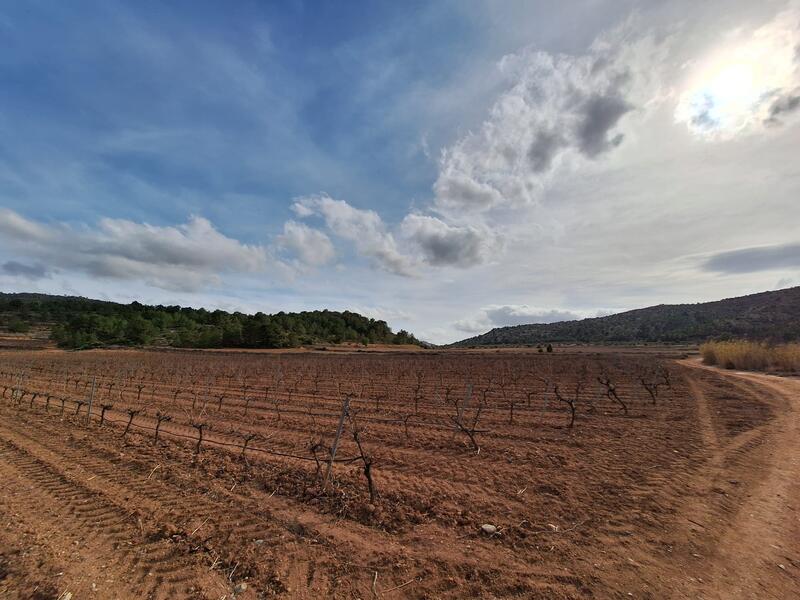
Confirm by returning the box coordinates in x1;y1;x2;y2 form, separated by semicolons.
451;287;800;347
0;292;421;350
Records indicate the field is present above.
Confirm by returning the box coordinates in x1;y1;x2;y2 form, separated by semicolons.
0;347;797;599
700;340;800;373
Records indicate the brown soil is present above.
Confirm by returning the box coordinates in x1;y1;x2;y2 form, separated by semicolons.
0;350;796;599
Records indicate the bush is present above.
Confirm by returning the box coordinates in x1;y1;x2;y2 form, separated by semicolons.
7;319;30;333
699;343;717;365
700;340;800;372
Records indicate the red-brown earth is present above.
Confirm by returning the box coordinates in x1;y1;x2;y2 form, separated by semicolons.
0;348;796;599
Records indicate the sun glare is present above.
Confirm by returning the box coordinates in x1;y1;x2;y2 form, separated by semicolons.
676;15;800;137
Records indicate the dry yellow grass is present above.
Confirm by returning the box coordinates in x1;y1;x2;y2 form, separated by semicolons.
700;340;800;372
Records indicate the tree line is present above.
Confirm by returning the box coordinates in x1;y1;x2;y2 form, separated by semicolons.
0;294;421;350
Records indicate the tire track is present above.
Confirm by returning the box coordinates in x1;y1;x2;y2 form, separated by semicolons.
0;436;215;599
0;415;330;597
0;406;590;598
668;360;800;599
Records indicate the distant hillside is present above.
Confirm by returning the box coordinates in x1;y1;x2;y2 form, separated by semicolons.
451;287;800;347
0;292;422;350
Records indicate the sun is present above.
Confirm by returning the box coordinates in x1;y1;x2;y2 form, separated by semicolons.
675;13;800;137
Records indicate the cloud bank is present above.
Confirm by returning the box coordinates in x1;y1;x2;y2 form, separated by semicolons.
454;305;616;334
1;260;49;280
286;26;663;274
704;242;800;274
0;209;268;291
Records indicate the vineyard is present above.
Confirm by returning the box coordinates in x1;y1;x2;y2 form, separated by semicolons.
0;347;797;599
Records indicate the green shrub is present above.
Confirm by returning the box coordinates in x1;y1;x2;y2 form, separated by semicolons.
8;319;30;333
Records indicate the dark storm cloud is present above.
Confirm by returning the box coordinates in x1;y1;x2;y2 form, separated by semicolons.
704;243;800;273
1;261;48;279
575;93;633;157
528;130;566;172
764;88;800;125
401;214;495;268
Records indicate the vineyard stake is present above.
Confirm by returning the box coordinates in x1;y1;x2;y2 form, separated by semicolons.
86;376;96;425
13;372;25;404
324;395;350;488
457;384;473;428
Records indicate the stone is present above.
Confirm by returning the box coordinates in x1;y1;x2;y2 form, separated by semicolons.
234;582;248;594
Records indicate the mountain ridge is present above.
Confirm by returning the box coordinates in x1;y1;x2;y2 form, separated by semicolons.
451;287;800;347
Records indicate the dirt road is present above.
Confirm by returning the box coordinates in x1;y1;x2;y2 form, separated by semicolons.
671;359;800;599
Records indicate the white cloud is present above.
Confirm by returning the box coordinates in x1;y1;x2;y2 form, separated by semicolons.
281;23;671;276
0;209;268;291
291;194;416;276
400;213;498;267
276;220;335;268
289;196;502;272
351;305;412;323
290;202;315;218
454;305;617;334
278;22;668;277
431;26;664;215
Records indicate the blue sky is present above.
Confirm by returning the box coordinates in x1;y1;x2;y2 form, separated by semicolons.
1;1;799;342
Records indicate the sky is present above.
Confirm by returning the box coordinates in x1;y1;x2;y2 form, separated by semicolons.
1;0;799;344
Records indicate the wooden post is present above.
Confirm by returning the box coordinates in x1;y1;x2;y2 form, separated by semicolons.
324;395;351;488
86;376;96;425
13;372;23;403
457;384;473;426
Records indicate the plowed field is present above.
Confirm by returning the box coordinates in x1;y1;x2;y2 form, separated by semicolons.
0;349;797;599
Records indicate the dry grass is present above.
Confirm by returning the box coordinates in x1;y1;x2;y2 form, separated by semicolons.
700;340;800;372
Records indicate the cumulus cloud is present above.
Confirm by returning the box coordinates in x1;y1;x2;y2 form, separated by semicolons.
283;23;665;274
290;195;502;272
291;194;415;276
576;92;632;156
703;242;800;274
0;209;268;291
431;31;656;214
276;220;335;268
290;202;315;218
454;304;613;334
400;214;497;267
1;261;49;280
527;130;566;173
